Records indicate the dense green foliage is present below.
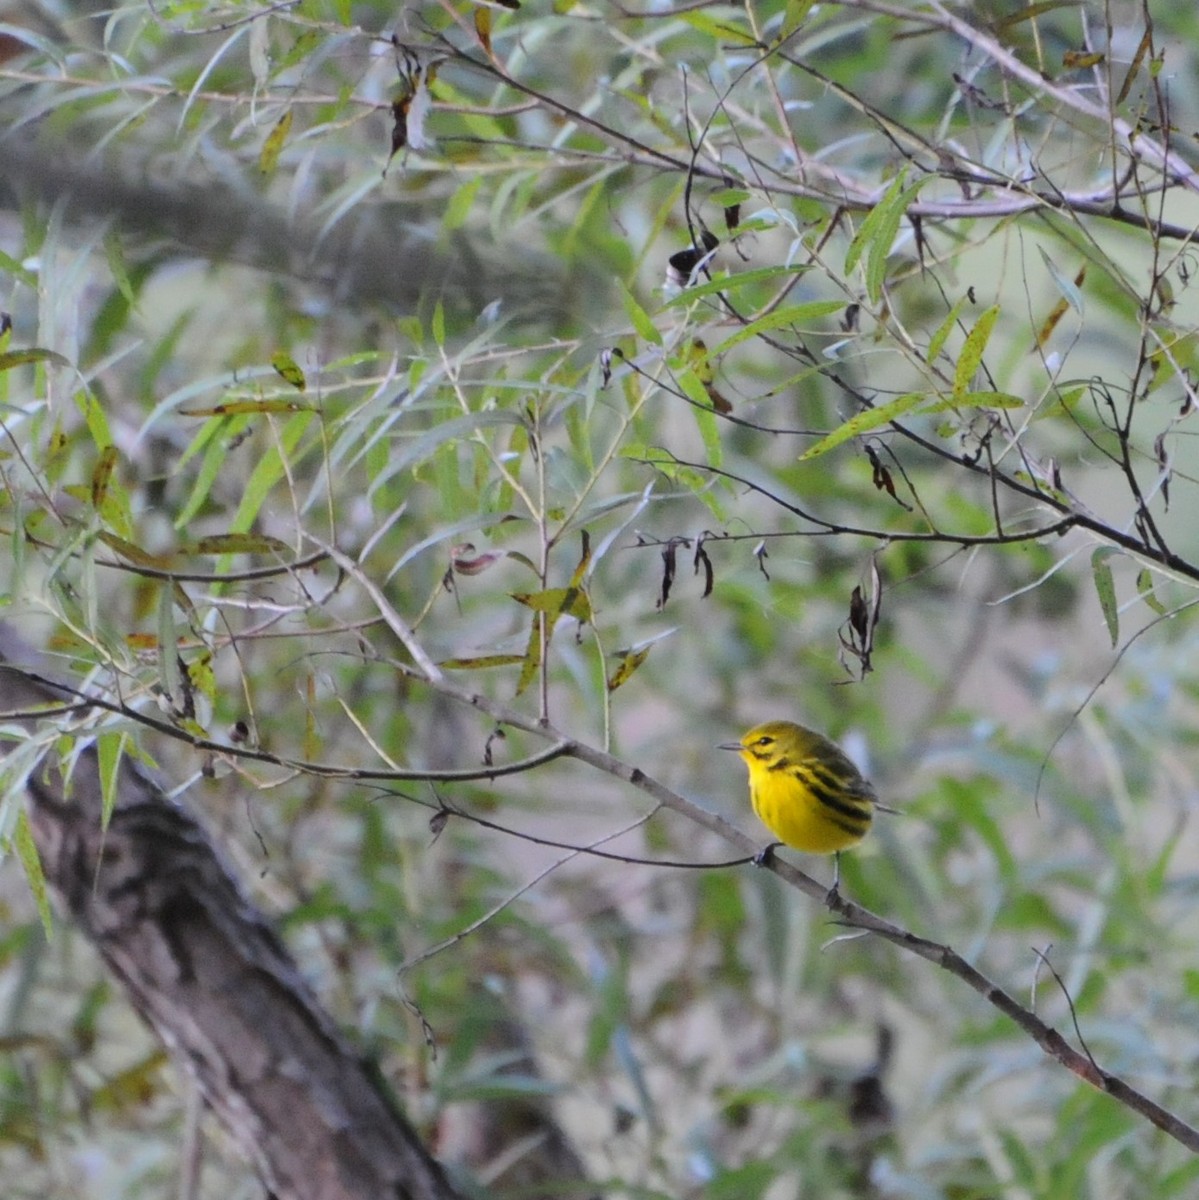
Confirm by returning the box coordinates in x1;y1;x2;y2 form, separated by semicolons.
5;0;1199;1195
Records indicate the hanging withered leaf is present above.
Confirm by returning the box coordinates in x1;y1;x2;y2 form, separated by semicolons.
1062;48;1104;69
1154;429;1171;508
657;536;686;609
429;806;450;843
864;442;911;510
667;230;719;288
693;536;714;598
838;562;882;678
450;542;505;576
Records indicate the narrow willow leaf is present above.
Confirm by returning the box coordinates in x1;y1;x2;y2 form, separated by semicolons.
710;299;842;355
925;390;1023;412
778;0;816;42
14;810;53;941
662;264;808;306
97;731;127;831
230;412;315;535
954;305;1000;397
621;283;662;346
710;187;750;208
799;393;927;461
679;11;757;44
844;169;926;302
97;532;176;570
474;5;493;56
515;618;541;696
511;586;592;622
91;444;119;511
103;232;137;306
608;647;650;691
1136;568;1167;616
1038;247;1085;313
179;398;311;416
0;347;71;371
76;390;114;449
259;110;293;175
188;533;292;555
158;584;185;708
1091;547;1120;647
927;297;967;363
441;653;526;669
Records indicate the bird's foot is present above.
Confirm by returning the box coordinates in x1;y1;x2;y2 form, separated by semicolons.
752;841;783;867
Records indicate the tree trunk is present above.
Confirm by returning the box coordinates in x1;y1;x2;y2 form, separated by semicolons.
0;630;468;1200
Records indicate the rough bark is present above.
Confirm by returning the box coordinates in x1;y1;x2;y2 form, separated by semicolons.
0;631;468;1200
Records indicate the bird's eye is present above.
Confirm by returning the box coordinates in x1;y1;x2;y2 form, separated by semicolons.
756;736;773;747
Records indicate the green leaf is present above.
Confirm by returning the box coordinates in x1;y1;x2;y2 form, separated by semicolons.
778;0;816;42
844;170;927;303
621;283;662;346
710;300;842;355
97;732;127;831
799;389;1023;461
954;305;1000;397
15;809;53;942
270;350;307;391
927;390;1023;412
0;348;71;372
1091;547;1120;647
441;654;527;670
103;232;137;307
679;11;757;43
230;411;315;534
1136;568;1167;616
444;175;484;232
927;296;967;363
662;263;808;306
799;393;927;460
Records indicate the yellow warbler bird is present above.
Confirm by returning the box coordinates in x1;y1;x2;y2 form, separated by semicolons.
720;720;878;890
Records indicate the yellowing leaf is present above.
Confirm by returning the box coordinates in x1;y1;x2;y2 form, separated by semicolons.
188;533;291;555
179;398;310;416
441;654;527;669
270;350;306;391
608;647;650;691
953;305;1000;398
91;444;119;511
511;586;592;622
474;6;493;57
259;109;292;175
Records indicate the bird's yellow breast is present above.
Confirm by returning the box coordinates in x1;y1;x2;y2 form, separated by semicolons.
749;769;871;854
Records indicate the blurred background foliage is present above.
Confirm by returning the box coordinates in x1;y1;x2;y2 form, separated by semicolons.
4;0;1199;1196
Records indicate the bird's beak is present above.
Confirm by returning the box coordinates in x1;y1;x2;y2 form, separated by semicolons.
717;741;742;752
